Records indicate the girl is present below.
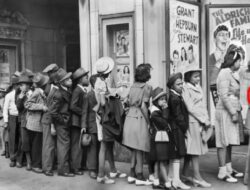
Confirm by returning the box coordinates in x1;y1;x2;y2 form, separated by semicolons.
181;65;211;188
123;63;153;186
149;87;174;189
167;72;190;190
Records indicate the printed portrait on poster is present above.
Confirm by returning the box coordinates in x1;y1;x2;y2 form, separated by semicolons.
0;50;10;84
115;30;129;57
116;64;130;87
169;0;200;75
207;5;250;124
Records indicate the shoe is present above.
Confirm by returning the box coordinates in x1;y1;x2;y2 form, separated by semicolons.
172;180;191;190
89;171;97;179
127;176;137;184
152;184;166;189
44;171;54;176
74;170;84;175
1;151;5;156
149;174;155;182
97;176;115;184
26;163;32;171
192;178;211;188
231;170;244;178
32;167;43;174
9;161;16;167
109;170;127;178
16;162;22;168
58;172;75;177
181;175;193;183
218;174;238;183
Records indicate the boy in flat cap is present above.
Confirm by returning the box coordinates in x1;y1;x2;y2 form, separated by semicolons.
43;63;59;85
70;68;89;175
50;68;74;177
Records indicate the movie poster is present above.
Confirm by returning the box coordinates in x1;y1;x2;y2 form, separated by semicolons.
169;0;200;75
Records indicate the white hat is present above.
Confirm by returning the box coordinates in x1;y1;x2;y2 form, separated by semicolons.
184;64;202;76
95;57;114;74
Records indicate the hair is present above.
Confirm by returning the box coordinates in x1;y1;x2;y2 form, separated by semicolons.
221;52;241;69
237;46;245;60
89;74;98;88
188;45;193;51
214;25;230;38
184;71;200;83
173;50;179;57
181;47;187;61
121;36;126;41
123;66;130;74
134;63;151;83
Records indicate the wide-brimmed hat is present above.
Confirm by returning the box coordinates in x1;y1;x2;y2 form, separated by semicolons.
11;76;19;84
21;69;34;78
96;57;114;74
17;75;33;84
152;87;167;102
167;72;182;89
43;63;59;73
0;83;9;92
72;68;89;81
55;68;72;83
33;73;50;88
79;130;91;148
13;71;21;77
184;64;202;78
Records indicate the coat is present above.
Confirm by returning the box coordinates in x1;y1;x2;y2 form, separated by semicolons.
16;93;28;128
149;105;175;161
182;83;209;155
25;88;46;132
41;84;58;125
50;86;71;126
81;90;98;134
70;85;88;128
168;90;189;158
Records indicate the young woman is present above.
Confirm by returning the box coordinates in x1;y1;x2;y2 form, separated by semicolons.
149;87;175;189
181;66;211;188
123;63;153;186
167;72;190;190
215;44;244;183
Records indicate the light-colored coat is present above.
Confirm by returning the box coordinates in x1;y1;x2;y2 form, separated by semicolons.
182;82;209;155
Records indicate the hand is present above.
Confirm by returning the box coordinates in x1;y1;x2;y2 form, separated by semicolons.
43;106;48;112
81;128;86;134
232;113;239;123
204;120;210;127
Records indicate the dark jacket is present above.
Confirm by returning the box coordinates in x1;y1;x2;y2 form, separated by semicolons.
41;85;58;124
81;90;97;133
50;86;71;126
168;90;189;157
70;85;88;128
16;93;28;128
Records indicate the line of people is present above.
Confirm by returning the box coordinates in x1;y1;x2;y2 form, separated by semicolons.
0;45;247;189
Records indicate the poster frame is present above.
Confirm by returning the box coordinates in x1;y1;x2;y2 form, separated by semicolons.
168;0;202;77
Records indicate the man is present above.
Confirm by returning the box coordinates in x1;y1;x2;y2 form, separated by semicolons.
43;63;59;85
51;68;74;177
3;74;22;167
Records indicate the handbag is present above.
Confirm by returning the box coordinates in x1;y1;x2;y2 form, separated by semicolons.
152;122;169;142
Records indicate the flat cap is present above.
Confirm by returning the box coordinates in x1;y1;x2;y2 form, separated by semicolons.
43;63;59;73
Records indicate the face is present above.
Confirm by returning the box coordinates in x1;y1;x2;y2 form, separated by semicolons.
215;30;230;51
190;71;201;85
187;49;193;61
124;67;129;73
232;58;241;71
157;96;167;107
62;78;72;88
172;78;183;94
20;83;30;92
81;75;89;86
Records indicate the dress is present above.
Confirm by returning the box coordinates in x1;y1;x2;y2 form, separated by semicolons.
149;105;175;161
182;83;209;155
215;68;241;148
122;82;152;152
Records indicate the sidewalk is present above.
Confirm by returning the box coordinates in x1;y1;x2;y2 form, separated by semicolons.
0;146;248;190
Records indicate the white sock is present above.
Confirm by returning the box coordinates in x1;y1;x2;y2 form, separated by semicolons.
226;162;233;174
172;159;181;183
218;166;227;179
153;179;160;186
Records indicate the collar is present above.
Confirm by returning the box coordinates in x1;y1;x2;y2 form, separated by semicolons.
150;105;160;114
185;82;201;92
170;89;181;96
77;84;88;92
60;85;68;92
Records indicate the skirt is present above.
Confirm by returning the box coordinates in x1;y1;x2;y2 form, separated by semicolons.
185;122;208;155
215;109;240;148
122;107;150;152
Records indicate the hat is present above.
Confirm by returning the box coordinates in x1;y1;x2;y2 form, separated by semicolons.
72;68;89;81
79;130;91;148
11;76;19;84
13;71;21;77
33;73;50;88
0;83;9;92
152;87;167;102
21;69;34;78
167;72;182;89
55;68;72;83
17;75;32;84
96;57;114;74
43;63;59;73
184;64;202;79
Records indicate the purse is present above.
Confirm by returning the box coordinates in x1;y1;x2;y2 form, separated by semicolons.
153;122;170;142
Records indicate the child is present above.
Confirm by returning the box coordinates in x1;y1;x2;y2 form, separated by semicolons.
70;67;89;175
150;87;174;189
0;83;9;158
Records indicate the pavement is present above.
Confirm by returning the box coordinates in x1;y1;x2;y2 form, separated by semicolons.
0;146;248;190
